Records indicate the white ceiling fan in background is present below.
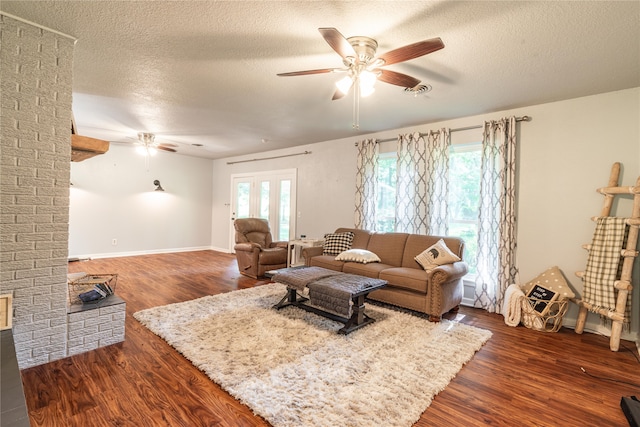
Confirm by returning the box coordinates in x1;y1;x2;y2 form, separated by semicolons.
128;132;179;170
134;132;178;156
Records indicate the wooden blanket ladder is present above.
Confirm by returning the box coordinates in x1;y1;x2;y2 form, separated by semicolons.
573;162;640;351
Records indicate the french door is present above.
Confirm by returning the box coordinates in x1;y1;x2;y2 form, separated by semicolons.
230;169;297;251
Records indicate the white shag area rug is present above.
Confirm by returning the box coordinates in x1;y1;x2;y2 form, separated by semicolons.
134;283;492;427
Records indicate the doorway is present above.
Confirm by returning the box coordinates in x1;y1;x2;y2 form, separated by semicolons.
229;169;297;251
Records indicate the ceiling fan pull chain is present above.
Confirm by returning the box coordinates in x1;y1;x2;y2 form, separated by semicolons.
352;82;360;130
144;149;150;171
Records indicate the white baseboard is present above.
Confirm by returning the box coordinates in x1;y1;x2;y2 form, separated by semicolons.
211;246;232;254
69;246;217;260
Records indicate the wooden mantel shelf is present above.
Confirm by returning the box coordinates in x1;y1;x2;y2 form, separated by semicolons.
71;134;109;162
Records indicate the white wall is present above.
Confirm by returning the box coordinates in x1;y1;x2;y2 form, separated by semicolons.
211;138;359;251
212;87;640;338
516;89;640;336
69;144;213;258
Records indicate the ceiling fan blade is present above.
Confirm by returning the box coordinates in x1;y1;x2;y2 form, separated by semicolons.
277;68;335;77
377;37;444;66
332;89;347;101
157;142;178;148
319;27;357;62
157;145;177;153
376;69;421;88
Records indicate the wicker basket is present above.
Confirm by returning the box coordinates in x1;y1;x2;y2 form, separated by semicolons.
520;296;569;332
68;274;118;305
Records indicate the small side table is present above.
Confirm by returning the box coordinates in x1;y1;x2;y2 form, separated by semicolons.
287;239;324;267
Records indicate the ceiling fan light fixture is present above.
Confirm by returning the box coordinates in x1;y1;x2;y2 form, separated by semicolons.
335;75;353;95
359;70;377;87
136;145;158;156
359;85;375;98
359;70;377;97
138;132;154;144
136;132;159;157
369;58;385;68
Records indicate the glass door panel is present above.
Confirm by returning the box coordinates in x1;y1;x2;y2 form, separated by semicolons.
259;181;270;220
235;181;251;219
278;179;291;241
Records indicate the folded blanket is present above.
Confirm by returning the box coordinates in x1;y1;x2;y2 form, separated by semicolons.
502;283;544;330
583;216;630;325
502;284;524;327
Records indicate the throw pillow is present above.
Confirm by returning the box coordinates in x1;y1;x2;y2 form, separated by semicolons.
415;239;461;271
335;249;381;264
521;266;575;299
323;231;354;255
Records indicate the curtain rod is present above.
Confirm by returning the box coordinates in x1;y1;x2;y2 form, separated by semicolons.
226;150;311;165
369;115;532;144
0;11;77;41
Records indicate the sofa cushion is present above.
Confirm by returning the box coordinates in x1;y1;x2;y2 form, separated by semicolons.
379;267;430;293
415;239;461;271
366;233;409;266
343;262;393;278
402;234;464;268
309;255;346;272
335;249;381;264
258;247;288;265
322;231;354;255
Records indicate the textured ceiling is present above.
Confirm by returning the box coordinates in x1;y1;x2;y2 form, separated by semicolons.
2;1;639;159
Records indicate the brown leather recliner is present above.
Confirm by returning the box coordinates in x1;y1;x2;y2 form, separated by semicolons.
233;218;288;278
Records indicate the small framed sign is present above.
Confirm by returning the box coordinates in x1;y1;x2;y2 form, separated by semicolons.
527;285;558;316
0;294;13;331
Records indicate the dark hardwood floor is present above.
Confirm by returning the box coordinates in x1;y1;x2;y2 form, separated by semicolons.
20;250;639;426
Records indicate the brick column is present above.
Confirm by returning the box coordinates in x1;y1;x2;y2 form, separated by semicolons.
0;14;75;368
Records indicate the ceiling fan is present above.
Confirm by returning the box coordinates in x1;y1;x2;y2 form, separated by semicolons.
277;28;445;101
134;132;178;156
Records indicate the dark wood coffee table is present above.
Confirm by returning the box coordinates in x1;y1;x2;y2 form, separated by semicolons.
270;267;386;335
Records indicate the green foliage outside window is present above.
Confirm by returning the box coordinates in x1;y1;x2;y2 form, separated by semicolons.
448;147;481;275
375;145;481;275
376;154;397;233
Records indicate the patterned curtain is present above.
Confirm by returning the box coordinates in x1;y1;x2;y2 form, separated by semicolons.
473;117;518;313
354;139;379;230
395;129;450;235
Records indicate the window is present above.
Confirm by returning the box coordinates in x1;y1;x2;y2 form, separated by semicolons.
448;143;481;275
376;153;397;233
375;143;481;274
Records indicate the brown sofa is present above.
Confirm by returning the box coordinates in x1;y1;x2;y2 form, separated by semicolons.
302;228;468;321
